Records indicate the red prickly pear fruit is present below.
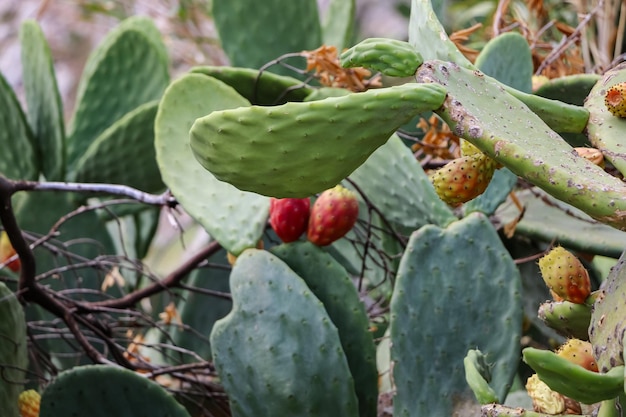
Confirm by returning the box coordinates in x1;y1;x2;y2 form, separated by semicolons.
307;185;359;246
556;339;598;372
538;247;591;304
18;389;41;417
430;153;497;206
604;82;626;118
269;198;311;243
0;231;20;272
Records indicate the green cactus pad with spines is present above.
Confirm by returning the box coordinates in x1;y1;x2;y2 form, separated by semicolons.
522;347;624;404
19;20;65;181
271;241;377;417
190;83;447;198
463;168;518;217
191;66;313;105
538;301;592;341
73;100;163;192
154;74;268;255
495;189;626;258
0;282;28;417
348;134;456;228
68;22;169;169
340;38;423;77
169;248;232;361
417;61;626;230
0;71;38;181
464;349;499;405
584;62;626;177
40;365;191;417
475;32;533;93
210;249;359;417
535;74;600;106
390;212;522;416
304;87;351;101
212;0;321;74
321;0;355;49
408;0;473;68
589;253;626;372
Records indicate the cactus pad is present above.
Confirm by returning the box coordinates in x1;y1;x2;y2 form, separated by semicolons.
190;83;447;198
154;74;269;255
210;249;359;417
475;32;533;93
340;38;423;77
40;365;190;417
321;0;355;49
390;212;522;416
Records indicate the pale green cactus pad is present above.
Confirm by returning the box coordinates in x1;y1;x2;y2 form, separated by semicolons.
154;74;269;255
190;83;447;197
321;0;355;49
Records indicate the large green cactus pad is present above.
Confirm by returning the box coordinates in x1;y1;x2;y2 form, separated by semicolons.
40;365;190;417
391;212;522;416
19;20;65;181
0;71;38;181
417;61;626;230
589;252;626;372
475;32;533;93
585;62;626;177
190;83;447;198
68;18;169;169
73;100;163;192
271;241;377;417
210;249;359;417
321;0;355;50
154;74;268;255
0;282;28;417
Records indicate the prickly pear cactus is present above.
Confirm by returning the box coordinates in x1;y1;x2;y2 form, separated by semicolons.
0;282;28;417
390;212;522;416
340;38;423;77
210;249;359;417
39;365;191;417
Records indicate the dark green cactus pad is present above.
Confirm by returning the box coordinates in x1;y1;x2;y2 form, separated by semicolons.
67;19;169;169
271;241;377;417
340;38;423;77
73;100;164;192
589;252;626;372
475;32;533;93
535;74;600;106
19;20;65;181
348;134;455;228
584;62;626;177
40;365;191;417
417;61;626;230
210;249;359;417
464;349;499;404
212;0;321;74
495;189;626;258
154;73;269;255
522;347;623;404
321;0;355;49
191;66;313;105
463;168;518;217
0;282;28;417
190;83;447;198
391;212;522;416
0;71;38;181
408;0;473;68
169;248;232;361
538;300;591;341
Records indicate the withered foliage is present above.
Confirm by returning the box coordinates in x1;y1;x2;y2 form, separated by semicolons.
411;115;461;161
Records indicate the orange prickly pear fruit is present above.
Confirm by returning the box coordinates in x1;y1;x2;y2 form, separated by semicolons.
0;231;20;272
269;197;311;243
430;153;498;205
604;82;626;118
538;247;591;304
18;389;40;417
307;185;358;246
556;339;598;372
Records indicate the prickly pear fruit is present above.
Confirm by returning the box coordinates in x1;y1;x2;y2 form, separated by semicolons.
269;198;310;243
604;82;626;118
0;231;20;272
18;390;40;417
556;339;598;372
538;247;591;304
574;147;604;168
307;185;358;246
526;374;565;414
430;153;498;205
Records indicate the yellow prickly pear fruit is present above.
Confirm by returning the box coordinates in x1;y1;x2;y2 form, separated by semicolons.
18;390;40;417
538;247;591;304
556;339;598;372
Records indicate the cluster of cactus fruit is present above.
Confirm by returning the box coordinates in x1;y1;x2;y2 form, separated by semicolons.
3;0;626;416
